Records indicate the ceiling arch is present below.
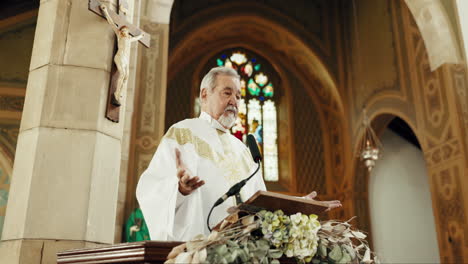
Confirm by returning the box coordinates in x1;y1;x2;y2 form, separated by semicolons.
169;14;345;117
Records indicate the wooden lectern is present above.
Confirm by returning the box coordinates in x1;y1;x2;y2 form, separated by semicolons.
57;191;329;263
57;241;182;264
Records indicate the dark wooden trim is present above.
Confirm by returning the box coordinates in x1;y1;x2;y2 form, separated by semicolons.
57;241;298;264
57;241;182;264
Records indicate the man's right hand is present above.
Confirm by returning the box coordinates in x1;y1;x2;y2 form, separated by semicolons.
176;148;205;196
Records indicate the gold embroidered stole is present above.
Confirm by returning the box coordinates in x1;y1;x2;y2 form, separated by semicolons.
164;127;252;184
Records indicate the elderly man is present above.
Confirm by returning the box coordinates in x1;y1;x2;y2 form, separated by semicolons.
136;67;340;241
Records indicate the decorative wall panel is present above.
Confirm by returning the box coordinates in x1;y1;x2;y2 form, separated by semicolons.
289;71;325;195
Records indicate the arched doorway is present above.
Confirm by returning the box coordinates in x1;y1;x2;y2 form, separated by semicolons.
369;116;440;263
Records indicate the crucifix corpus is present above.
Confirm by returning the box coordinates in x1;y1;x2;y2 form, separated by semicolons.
89;0;151;122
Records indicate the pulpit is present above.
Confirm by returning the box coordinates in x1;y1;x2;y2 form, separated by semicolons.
58;240;309;264
58;191;328;263
57;241;182;264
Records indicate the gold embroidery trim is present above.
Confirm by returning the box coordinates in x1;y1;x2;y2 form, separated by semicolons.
164;127;253;183
164;127;220;163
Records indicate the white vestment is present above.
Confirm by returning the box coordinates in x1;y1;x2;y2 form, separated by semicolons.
136;112;266;241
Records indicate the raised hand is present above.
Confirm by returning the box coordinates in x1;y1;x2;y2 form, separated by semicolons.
176;148;205;196
304;191;342;212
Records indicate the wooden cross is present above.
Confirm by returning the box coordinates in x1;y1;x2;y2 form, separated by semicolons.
88;0;151;122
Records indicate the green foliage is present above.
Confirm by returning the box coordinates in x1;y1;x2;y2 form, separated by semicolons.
313;243;358;264
166;211;377;264
205;238;280;264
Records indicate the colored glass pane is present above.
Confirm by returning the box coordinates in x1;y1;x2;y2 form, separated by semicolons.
263;83;274;97
224;59;233;69
247;99;262;142
230;52;247;65
248;79;261;96
213;50;279;182
255;73;268;87
240;79;246;97
243;62;253;77
262;100;278;181
248;99;263;179
238;98;247;114
232;99;247;142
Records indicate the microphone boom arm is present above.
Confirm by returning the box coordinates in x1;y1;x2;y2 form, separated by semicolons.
207;161;261;232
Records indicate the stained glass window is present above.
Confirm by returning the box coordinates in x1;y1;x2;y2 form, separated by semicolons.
205;50;279;182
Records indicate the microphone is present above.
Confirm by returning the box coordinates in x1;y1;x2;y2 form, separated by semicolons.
207;134;262;231
247;134;262;163
213;134;262;206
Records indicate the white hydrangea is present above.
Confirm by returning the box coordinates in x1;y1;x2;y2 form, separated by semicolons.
284;213;321;260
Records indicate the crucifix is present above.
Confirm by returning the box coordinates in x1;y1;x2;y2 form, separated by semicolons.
88;0;151;122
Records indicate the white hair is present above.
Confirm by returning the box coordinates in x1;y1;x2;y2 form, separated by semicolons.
199;66;240;99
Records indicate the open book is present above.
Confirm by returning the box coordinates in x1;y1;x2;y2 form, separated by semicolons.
238;190;330;216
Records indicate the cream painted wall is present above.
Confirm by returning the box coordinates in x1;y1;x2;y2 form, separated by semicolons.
369;130;440;263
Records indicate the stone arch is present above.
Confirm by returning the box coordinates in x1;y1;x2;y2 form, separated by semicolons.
345;2;468;261
169;15;345;115
168;14;349;194
404;0;462;70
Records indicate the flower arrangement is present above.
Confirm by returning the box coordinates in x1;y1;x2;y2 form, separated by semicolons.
260;210;320;262
165;210;377;264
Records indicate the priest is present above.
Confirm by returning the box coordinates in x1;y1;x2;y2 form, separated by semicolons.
136;67;340;241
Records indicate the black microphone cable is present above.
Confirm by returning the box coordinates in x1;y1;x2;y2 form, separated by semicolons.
206;161;261;232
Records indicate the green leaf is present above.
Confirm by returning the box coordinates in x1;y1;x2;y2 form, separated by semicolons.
271;259;280;264
239;249;249;262
227;240;239;248
253;249;267;259
342;244;356;260
248;241;256;251
329;245;342;261
337;252;351;264
256;239;270;251
268;249;283;259
215;245;228;256
225;252;235;263
260;256;269;264
318;243;327;257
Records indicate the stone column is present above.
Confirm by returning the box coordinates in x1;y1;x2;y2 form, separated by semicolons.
123;0;172;223
0;0;137;262
114;0;141;243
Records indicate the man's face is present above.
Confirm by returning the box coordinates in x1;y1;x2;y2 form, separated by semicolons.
120;26;130;37
203;74;241;128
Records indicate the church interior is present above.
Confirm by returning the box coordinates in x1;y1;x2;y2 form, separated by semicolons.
1;0;468;263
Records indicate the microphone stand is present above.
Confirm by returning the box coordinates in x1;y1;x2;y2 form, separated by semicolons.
207;161;261;232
